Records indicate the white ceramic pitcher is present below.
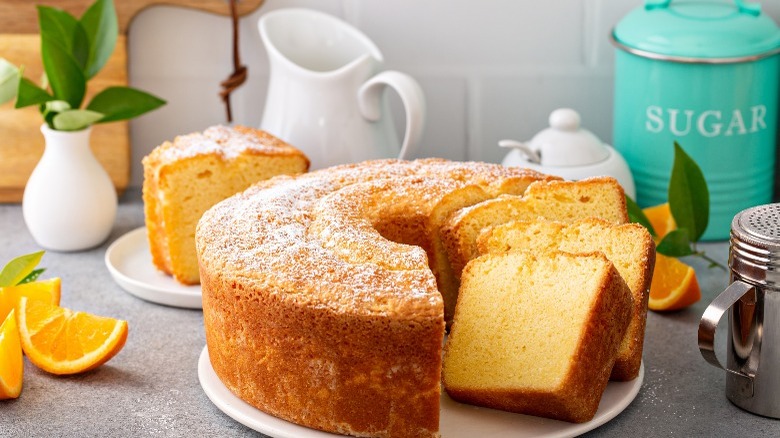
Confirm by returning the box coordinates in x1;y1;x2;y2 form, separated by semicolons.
258;8;426;170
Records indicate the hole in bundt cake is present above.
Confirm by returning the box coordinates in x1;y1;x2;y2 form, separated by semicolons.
372;215;428;248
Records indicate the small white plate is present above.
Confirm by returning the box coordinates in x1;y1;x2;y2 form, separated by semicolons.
198;346;643;438
105;227;202;309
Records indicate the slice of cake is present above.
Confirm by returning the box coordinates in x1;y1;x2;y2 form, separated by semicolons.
440;177;629;298
442;250;633;423
477;218;655;381
143;125;309;285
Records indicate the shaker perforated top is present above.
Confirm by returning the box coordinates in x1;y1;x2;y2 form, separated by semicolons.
734;203;780;249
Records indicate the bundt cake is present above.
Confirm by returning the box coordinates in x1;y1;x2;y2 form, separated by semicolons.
442;250;633;423
476;218;655;381
142;125;309;285
195;159;553;438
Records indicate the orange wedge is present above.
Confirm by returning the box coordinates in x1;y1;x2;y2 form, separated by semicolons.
648;253;701;311
0;278;61;323
18;298;128;375
0;310;23;399
643;203;677;240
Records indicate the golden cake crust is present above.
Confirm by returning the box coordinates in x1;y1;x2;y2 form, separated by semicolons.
440;177;629;286
196;159;552;438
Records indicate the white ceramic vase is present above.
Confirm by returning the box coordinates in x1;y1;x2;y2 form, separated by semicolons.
23;124;117;251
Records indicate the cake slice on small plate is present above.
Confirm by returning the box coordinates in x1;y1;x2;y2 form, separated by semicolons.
143;125;309;285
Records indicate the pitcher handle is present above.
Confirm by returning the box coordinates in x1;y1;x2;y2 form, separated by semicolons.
358;71;426;160
698;280;756;392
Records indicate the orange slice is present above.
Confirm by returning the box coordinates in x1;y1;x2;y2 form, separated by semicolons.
0;310;23;399
0;278;61;323
18;298;128;375
643;203;677;240
648;253;701;311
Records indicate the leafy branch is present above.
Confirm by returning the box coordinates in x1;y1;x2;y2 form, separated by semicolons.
626;141;727;271
0;0;165;131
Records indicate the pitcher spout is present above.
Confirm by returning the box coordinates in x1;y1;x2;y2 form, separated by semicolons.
259;8;383;77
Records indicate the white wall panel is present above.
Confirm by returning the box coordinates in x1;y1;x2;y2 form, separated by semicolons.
126;0;780;188
351;0;584;68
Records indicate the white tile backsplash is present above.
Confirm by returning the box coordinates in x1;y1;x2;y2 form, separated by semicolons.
352;0;584;68
404;76;469;161
591;0;641;67
126;0;780;188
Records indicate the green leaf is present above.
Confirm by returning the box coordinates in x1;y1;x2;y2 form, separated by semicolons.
0;251;45;287
40;72;49;90
668;142;709;242
42;100;71;114
41;100;72;128
86;86;165;122
80;0;117;79
37;5;90;71
656;229;696;257
41;33;86;108
53;109;104;131
0;58;20;104
15;77;54;108
625;194;656;237
18;268;46;285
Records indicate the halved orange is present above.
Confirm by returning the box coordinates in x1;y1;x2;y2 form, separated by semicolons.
648;253;701;311
0;310;23;399
643;203;677;240
0;278;61;323
17;298;128;375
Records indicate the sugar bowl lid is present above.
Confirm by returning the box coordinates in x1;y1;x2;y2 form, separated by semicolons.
500;108;609;167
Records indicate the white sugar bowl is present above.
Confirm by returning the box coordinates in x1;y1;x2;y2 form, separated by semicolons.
500;108;635;199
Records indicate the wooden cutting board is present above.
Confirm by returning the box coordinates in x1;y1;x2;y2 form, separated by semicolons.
0;0;264;202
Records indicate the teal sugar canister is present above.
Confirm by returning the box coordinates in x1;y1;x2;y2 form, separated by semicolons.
611;0;780;240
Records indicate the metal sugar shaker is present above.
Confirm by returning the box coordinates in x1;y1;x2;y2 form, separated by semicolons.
699;203;780;418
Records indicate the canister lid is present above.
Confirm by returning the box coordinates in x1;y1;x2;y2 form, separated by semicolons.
613;0;780;59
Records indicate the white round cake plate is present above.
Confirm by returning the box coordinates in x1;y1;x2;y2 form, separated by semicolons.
198;347;643;438
105;227;202;309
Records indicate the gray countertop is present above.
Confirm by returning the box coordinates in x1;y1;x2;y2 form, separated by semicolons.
0;190;777;437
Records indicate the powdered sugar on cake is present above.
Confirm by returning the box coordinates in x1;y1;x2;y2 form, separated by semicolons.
196;159;549;316
153;125;300;162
